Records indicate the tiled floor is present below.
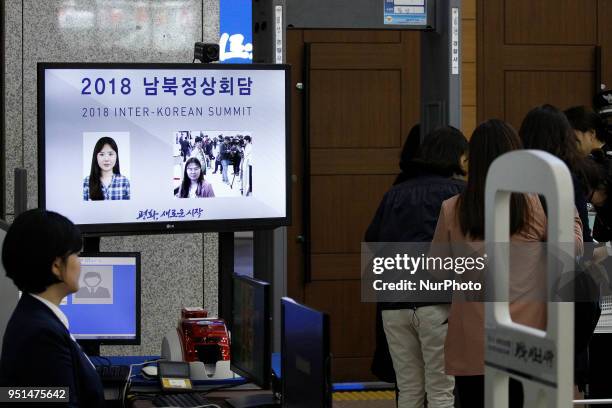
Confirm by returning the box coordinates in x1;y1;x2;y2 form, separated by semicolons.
334;390;396;408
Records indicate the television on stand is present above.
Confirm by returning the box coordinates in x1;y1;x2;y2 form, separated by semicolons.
38;63;290;236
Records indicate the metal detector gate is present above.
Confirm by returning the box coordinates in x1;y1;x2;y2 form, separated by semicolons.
253;0;461;134
252;0;462;354
485;150;575;407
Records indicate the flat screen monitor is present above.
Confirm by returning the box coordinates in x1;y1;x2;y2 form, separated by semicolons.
281;297;332;408
230;274;271;389
59;252;141;355
38;63;290;235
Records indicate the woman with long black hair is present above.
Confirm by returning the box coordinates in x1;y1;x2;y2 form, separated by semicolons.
175;157;215;198
83;136;130;201
432;119;584;407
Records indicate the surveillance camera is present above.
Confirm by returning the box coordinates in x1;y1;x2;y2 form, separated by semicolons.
194;42;220;63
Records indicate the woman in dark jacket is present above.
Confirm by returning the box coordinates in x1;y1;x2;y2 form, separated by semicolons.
366;126;468;408
0;209;105;408
370;124;422;385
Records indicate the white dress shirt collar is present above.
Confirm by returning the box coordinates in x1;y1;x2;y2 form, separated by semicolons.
29;293;69;330
28;293;96;369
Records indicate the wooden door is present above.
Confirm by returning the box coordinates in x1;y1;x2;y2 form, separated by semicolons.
478;0;612;401
286;30;420;381
599;0;612;91
478;0;608;127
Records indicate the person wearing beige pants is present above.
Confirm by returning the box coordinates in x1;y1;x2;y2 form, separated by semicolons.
382;305;454;408
364;127;468;407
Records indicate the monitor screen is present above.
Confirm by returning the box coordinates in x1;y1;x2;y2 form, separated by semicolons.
38;63;290;235
230;274;270;389
281;297;331;408
59;253;140;344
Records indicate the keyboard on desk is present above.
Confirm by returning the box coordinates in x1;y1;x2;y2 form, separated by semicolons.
95;364;130;384
153;392;214;407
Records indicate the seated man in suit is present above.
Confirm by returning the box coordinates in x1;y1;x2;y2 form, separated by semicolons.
0;209;105;408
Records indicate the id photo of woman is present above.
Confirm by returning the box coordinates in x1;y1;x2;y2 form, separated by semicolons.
175;157;215;198
82;133;131;201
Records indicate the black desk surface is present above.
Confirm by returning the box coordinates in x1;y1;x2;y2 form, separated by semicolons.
130;390;275;408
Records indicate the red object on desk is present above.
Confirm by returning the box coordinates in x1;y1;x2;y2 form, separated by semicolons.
178;307;231;364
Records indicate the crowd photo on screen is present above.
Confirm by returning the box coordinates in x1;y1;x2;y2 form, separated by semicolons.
173;130;253;198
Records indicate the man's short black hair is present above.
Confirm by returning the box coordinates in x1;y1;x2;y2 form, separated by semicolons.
195;136;202;143
2;209;82;294
83;271;101;280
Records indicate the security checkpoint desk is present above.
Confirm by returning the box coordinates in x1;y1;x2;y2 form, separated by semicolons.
103;355;279;407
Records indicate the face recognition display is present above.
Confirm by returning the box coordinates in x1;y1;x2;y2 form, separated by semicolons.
39;63;289;234
60;255;139;341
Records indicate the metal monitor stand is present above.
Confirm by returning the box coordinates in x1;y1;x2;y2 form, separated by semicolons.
420;0;462;136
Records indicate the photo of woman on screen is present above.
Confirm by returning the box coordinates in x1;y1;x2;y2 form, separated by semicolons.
175;157;215;198
83;137;130;201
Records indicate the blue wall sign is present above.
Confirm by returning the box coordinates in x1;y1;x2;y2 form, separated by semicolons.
220;0;253;63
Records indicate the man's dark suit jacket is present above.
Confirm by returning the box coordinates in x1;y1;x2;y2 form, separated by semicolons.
0;293;105;407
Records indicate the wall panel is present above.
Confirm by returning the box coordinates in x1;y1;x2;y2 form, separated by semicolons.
462;62;476;106
462;1;476;137
310;175;394;254
505;0;596;45
504;71;594;129
310;70;401;148
4;0;22;218
5;0;221;356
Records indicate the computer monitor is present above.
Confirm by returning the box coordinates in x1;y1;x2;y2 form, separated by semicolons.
281;297;332;408
38;63;290;235
59;252;141;356
230;274;271;389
